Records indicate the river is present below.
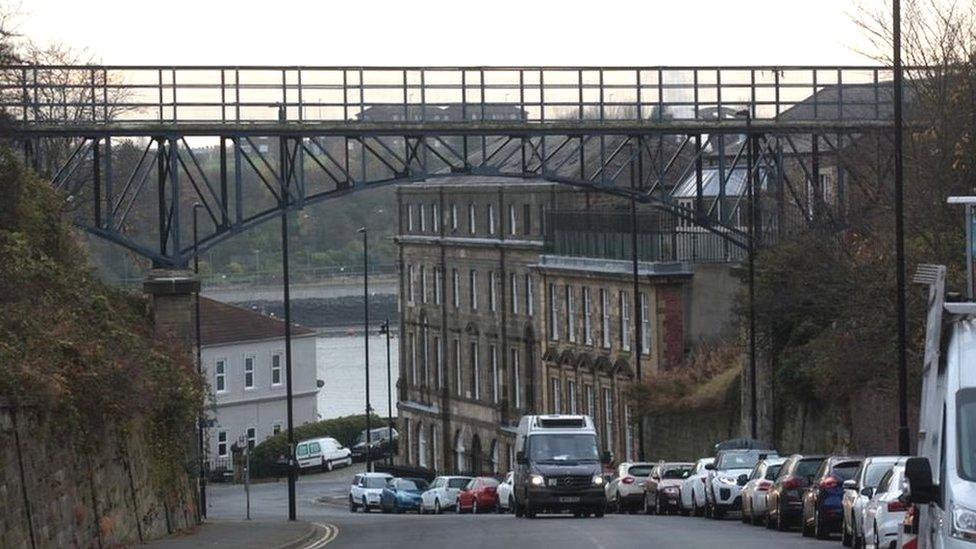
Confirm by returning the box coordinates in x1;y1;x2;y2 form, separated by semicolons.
316;332;400;420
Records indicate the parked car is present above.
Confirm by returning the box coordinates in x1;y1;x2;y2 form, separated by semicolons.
349;472;393;512
862;460;909;549
897;504;917;549
765;454;825;531
351;427;399;461
295;436;352;472
841;456;899;547
420;475;473;514
679;457;714;516
380;477;429;514
644;462;693;515
705;449;777;519
607;461;656;513
456;476;500;514
741;456;785;525
497;472;515;513
801;455;863;538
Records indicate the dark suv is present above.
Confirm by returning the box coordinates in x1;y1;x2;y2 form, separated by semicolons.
766;454;826;531
351;427;399;461
801;455;862;539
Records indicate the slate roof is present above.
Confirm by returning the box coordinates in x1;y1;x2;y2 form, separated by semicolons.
197;297;315;346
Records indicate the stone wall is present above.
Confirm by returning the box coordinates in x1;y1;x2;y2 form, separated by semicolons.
0;403;197;549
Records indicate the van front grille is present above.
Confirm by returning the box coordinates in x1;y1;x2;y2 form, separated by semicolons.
546;475;592;490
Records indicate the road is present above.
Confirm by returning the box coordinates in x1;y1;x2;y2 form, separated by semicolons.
202;275;397;303
206;466;836;549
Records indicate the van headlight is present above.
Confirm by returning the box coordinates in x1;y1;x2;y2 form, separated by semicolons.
592;475;605;486
530;474;544;486
952;503;976;541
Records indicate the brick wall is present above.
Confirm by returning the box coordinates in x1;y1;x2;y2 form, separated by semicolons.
0;405;197;549
658;285;685;369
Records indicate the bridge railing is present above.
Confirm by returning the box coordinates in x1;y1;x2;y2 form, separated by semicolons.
0;65;908;126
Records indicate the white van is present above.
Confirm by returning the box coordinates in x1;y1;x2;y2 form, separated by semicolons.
295;437;352;472
904;262;976;548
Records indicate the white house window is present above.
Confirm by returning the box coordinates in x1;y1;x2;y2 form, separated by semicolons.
548;282;559;341
454;339;462;397
420;265;428;303
550;378;562;413
583;287;593;345
490;344;499;404
471;341;480;400
452;269;460;309
468;203;477;234
246;426;256;450
620;291;631;351
407;203;415;231
407;264;415;303
510;273;519;315
217;431;228;457
418;426;429;468
271;352;282;386
584;384;594;416
640;292;650;355
566;285;576;342
602;388;614;450
508;204;517;236
469;270;478;310
567;380;578;414
215;358;227;393
511;347;521;409
450;203;458;231
432;203;440;232
244;355;255;389
601;289;611;349
489;272;498;312
526;274;534;316
487;204;496;235
272;423;282;436
419;203;427;232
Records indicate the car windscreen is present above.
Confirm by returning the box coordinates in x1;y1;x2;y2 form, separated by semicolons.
864;462;895;488
795;458;824;479
448;478;471;488
629;465;654;477
831;462;860;482
958;388;976;481
716;452;760;470
528;433;600;463
662;467;690;479
765;464;783;480
398;480;427;491
364;477;389;488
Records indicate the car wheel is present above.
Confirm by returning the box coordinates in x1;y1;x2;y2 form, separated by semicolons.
473;500;479;515
776;505;788;531
525;502;536;519
643;493;652;515
873;522;880;549
363;497;370;513
842;514;853;546
514;498;524;518
802;513;813;537
434;499;441;514
815;507;829;540
594;507;604;518
655;495;663;515
349;496;357;513
509;496;515;514
713;506;724;520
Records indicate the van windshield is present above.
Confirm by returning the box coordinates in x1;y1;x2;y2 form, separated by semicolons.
958;389;976;481
528;434;600;464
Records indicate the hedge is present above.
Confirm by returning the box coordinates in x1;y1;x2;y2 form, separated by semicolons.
250;413;385;477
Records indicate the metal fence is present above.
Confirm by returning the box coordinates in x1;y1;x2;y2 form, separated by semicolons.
0;65;905;126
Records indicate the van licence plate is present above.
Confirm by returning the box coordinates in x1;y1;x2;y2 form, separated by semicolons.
558;496;580;503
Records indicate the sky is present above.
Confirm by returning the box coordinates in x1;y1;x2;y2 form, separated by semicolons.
14;0;885;66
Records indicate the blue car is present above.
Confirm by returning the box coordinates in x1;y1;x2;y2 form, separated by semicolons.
801;456;863;538
380;477;429;514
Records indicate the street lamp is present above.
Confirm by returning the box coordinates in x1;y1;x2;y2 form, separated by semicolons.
358;227;373;473
192;203;207;519
379;317;394;466
736;107;759;441
892;0;910;457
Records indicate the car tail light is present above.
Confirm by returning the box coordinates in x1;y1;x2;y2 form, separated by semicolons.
782;476;801;490
757;480;772;491
622;476;635;484
819;476;839;489
888;500;908;513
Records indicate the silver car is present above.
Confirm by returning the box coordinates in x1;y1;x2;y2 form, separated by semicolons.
706;450;778;519
841;456;899;548
420;475;473;514
679;458;714;516
349;472;393;512
741;457;785;525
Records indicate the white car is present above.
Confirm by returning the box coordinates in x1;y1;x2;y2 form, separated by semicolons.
706;450;777;519
419;475;472;514
496;472;515;512
841;456;899;548
680;458;714;516
741;457;785;525
349;472;393;512
606;462;656;513
295;437;352;472
862;460;909;549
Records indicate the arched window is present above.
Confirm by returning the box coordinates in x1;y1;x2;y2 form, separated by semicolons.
490;440;499;474
418;422;428;468
454;430;466;473
431;424;439;472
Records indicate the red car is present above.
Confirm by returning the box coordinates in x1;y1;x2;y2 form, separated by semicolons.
456;477;500;514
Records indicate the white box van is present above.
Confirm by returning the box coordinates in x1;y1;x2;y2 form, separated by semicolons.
295;436;352;472
905;263;976;548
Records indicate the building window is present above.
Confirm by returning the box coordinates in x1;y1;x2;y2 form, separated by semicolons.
526;274;534;316
550;378;562;413
601;289;611;348
450;203;458;231
539;204;547;236
620;291;631;351
584;384;594;416
468;203;476;234
490;344;499;404
407;264;415;303
420;265;428;303
469;270;478;310
640;292;650;355
583;287;593;345
246;426;256;450
410;332;417;384
419;204;427;232
454;339;462;397
407;203;415;231
511;347;521;409
434;267;443;305
244;355;255;389
488;204;496;235
510;273;519;315
215;358;227;393
567;380;578;414
421;323;430;386
271;352;282;386
523;203;531;235
489;272;498;312
217;431;228;457
602;388;614;451
452;269;460;309
470;341;480;400
272;423;282;436
432;203;440;232
508;204;517;236
565;285;576;343
548;282;559;341
624;405;634;461
434;336;443;389
418;425;428;468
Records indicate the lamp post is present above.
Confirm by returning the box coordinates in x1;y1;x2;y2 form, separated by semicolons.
893;0;910;457
379;317;393;466
358;227;373;473
192;203;207;519
736;108;759;441
278;107;297;520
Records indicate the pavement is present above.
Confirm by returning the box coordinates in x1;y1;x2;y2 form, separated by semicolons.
151;463;841;548
143;519;337;549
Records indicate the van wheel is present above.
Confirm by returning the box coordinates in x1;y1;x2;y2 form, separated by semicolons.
362;497;370;513
514;498;524;518
325;459;334;472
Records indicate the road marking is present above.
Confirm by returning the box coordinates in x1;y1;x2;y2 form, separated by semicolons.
303;523;339;548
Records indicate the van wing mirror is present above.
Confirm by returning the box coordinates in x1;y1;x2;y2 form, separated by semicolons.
860;487;874;498
516;451;527;465
905;457;939;505
601;451;612;464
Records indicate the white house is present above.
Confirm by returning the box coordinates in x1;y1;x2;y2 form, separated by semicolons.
197;298;319;469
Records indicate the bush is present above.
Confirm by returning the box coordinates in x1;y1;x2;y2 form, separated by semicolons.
250;413;384;477
631;342;741;414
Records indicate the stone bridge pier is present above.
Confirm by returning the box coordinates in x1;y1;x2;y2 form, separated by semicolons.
142;268;200;344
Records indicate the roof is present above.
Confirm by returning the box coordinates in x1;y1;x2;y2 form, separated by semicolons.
672;167;768;199
197;297;315;346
